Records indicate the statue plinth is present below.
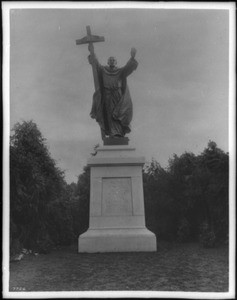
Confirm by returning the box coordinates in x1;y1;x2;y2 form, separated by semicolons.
103;137;129;145
78;145;157;252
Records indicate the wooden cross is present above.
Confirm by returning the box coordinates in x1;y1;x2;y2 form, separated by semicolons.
76;26;105;91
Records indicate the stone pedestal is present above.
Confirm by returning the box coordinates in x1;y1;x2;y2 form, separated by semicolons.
78;145;157;252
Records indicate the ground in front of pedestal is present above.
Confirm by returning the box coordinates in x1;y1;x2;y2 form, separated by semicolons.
9;241;228;292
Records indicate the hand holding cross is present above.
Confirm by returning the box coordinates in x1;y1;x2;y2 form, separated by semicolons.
76;26;105;91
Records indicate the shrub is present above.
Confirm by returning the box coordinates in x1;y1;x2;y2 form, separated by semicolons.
36;233;54;254
10;238;22;257
177;218;191;242
199;222;216;248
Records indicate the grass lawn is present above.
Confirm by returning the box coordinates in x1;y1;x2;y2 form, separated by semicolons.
9;241;228;292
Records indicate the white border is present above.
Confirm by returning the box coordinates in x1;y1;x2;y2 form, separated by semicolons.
2;0;10;298
1;1;236;9
2;291;236;299
2;1;236;299
228;2;236;298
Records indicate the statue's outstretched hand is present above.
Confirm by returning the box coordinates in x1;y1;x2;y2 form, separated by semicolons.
131;47;137;58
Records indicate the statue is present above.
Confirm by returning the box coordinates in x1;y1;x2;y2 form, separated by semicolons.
76;26;138;142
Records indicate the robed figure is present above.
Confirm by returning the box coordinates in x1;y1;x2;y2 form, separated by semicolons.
88;45;138;139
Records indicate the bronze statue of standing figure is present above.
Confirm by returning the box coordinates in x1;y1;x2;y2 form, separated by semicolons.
76;26;138;143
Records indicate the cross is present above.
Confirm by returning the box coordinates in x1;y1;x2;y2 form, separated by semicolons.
76;26;105;91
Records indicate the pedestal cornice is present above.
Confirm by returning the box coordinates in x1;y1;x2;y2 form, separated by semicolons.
87;156;145;167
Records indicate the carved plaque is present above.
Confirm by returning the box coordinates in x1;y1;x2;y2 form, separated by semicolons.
102;177;132;216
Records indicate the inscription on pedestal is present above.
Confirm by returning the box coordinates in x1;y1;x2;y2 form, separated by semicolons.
102;177;132;216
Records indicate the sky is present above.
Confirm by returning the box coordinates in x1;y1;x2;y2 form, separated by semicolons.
7;3;232;184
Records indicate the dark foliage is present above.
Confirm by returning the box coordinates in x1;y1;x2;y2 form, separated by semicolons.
70;166;90;237
144;141;229;245
10;121;74;255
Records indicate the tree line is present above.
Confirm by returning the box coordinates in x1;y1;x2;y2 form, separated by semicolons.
143;142;229;246
10;121;229;255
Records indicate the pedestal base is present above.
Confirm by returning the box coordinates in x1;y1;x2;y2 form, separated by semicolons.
78;145;157;253
79;228;156;253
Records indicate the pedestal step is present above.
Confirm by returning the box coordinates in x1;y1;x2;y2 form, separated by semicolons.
79;228;157;253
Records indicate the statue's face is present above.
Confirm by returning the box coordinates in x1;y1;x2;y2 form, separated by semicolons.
107;56;117;68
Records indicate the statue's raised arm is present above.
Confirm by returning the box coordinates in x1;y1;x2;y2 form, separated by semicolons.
121;47;138;78
87;43;101;68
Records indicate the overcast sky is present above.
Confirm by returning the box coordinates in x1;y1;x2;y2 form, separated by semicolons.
9;3;231;183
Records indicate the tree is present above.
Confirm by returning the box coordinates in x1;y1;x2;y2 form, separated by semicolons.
143;141;229;245
143;159;177;240
71;166;90;237
193;141;229;244
10;120;74;254
167;152;199;241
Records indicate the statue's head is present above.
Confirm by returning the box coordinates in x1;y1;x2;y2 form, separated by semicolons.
107;56;117;68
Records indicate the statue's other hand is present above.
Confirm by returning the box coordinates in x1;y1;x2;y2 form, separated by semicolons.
131;47;137;58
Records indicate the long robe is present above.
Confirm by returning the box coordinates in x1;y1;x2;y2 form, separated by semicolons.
90;55;138;138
